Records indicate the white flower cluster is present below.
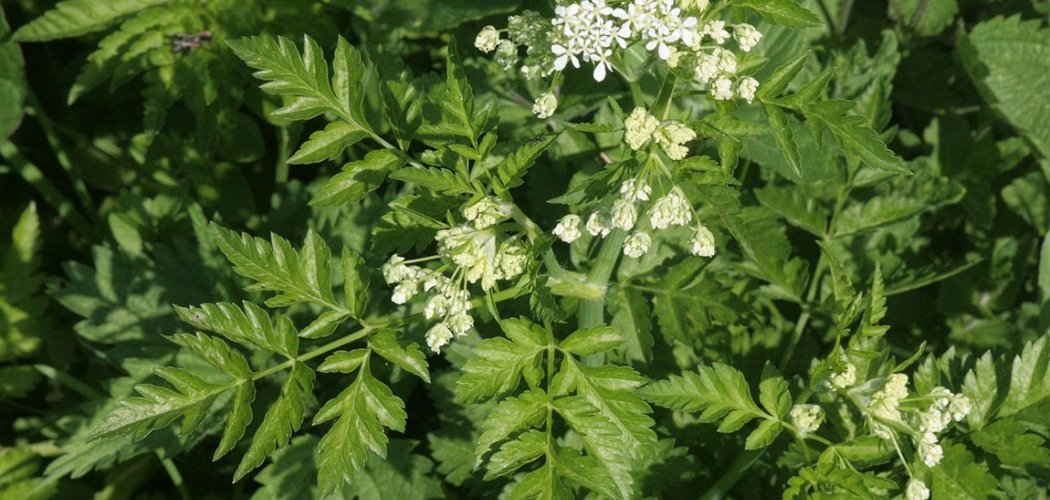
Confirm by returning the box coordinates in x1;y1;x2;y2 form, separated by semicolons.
624;107;697;160
382;256;474;353
381;198;529;353
906;479;930;500
477;0;764;107
790;404;824;435
552;179;715;260
865;373;972;469
828;360;857;390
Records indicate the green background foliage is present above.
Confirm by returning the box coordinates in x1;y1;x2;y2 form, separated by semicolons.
1;0;1049;498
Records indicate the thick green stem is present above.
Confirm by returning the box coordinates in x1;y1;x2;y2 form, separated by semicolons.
578;229;626;330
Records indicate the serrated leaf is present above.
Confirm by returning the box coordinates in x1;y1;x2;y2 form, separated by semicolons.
390;167;478;196
319;349;370;374
287;121;369;165
169;332;253;380
312;149;404;207
999;334;1050;418
744;419;783;450
12;0;166;42
211;225;342;311
755;185;827;236
757;51;811;100
611;286;653;365
832;195;927;238
764;104;802;177
234;362;315;482
475;389;548;468
641;363;767;429
299;310;350;339
484;430;546;479
176;302;298;358
492;133;560;195
215;381;256;461
930;444;999;499
341;247;370;319
313;362;406;497
441;37;477;141
369;330;430;382
456;318;547;403
803;101;909;174
559;326;621;357
733;0;822;28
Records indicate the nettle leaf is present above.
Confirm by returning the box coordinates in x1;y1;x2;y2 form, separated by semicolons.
235;362;316;482
212;225;344;311
176;302;298;358
312;149;405;207
456;318;547;403
642;363;773;435
492;133;561;195
313;358;407;497
368;329;430;382
12;0;166;42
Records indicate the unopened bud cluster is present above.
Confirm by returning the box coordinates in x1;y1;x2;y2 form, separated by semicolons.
553;177;715;260
476;0;764;119
382;198;529;353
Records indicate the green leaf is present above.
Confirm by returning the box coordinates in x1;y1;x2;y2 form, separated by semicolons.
757;51;811;100
211;225;341;310
930;444;999;499
368;330;430;382
287;121;369;165
641;363;767;432
832;195;928;238
319;349;370;374
441;37;477;141
12;0;166;42
999;334;1050;418
0;7;26;141
341;247;370;319
390;167;478;196
971;418;1050;475
733;0;822;29
610;286;653;365
959;16;1050;159
169;333;253;380
369;44;419;147
234;362;315;482
764;104;802;177
744;419;783;450
299;310;350;339
484;430;546;479
175;302;298;358
803;101;909;174
755;185;827;236
313;362;407;497
456;318;548;403
492;133;561;195
475;389;548;468
1041;233;1050;333
559;326;621;357
312;149;404;207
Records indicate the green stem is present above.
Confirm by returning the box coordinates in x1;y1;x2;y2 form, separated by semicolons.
578;229;626;330
698;449;767;500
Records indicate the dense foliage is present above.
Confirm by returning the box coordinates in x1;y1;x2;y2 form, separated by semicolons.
2;0;1050;498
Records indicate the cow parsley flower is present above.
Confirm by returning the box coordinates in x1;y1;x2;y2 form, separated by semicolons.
587;211;612;237
704;20;730;44
625;107;660;150
495;40;518;69
463;197;512;230
475;25;500;53
620;179;652;202
623;231;651;257
738;77;759;104
533;92;558;119
828;362;857;390
426;323;455;353
734;23;762;52
549;0;629;81
919;438;943;467
790;404;824;435
711;77;734;100
948;394;971;421
654;122;696;160
650;189;692;229
611;199;638;230
906;480;930;500
554;214;582;243
689;224;716;257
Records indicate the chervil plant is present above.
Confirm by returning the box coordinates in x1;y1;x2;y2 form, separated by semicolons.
2;0;1050;498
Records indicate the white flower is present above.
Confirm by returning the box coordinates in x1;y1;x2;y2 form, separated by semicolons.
475;25;500;53
886;373;910;399
714;47;737;74
690;224;716;257
392;280;419;304
919;408;949;434
694;52;720;83
790;404;824;435
495;40;518;69
382;255;413;284
949;394;971;421
828;362;857;390
447;312;474;335
587;211;612;237
734;23;762;52
426;323;454;353
650;189;692;229
623;231;651;258
553;214;582;243
920;441;943;467
611;199;638;230
704;20;730;44
654;122;696;160
550;0;630;81
424;294;447;320
906;479;930;500
463;197;512;229
711;77;734;100
533;92;558;119
738;77;759;104
620;179;652;202
497;242;528;278
624;107;660;150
